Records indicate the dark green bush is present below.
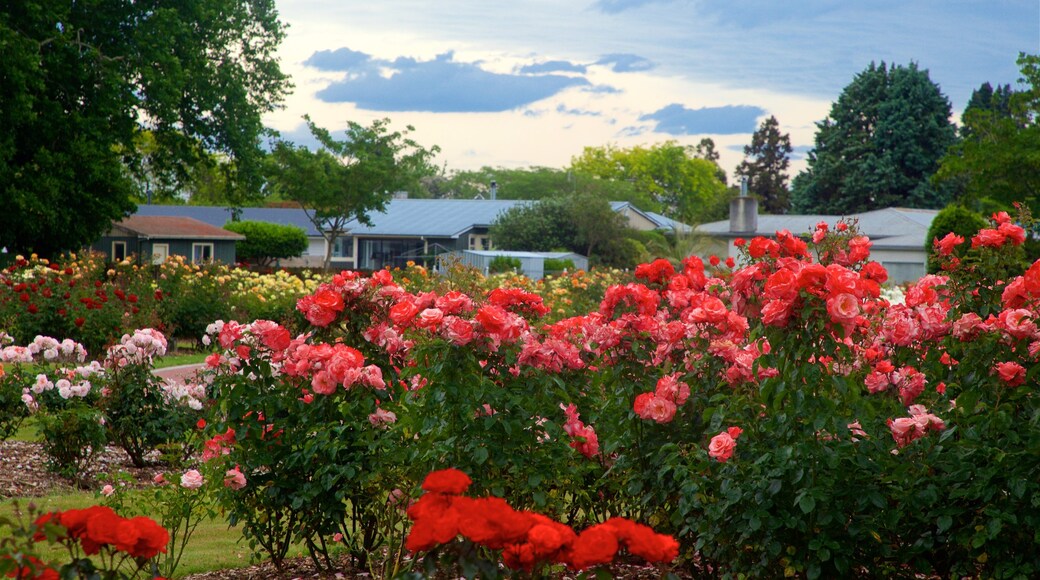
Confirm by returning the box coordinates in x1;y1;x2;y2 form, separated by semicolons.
224;220;308;267
925;204;987;273
542;258;574;273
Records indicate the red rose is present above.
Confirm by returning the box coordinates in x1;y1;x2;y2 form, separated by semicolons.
421;468;472;495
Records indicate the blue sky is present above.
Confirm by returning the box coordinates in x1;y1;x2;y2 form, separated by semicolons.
266;1;1039;178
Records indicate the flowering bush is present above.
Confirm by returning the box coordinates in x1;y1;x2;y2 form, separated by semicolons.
0;502;168;579
403;468;679;577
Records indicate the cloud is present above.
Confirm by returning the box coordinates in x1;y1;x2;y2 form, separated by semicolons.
790;145;813;160
591;0;676;14
309;50;590;112
582;85;623;94
556;104;601;117
639;103;765;135
519;60;588;74
618;125;649;137
303;48;375;72
595;53;655;73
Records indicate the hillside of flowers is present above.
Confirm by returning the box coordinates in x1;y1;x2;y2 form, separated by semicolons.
3;209;1040;578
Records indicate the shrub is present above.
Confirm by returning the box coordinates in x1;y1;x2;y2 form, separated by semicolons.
488;256;522;274
37;402;107;484
542;258;574;273
925;204;988;273
223;220;308;268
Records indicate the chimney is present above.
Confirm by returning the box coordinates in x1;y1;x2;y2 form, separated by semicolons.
490;180;498;201
729;177;757;234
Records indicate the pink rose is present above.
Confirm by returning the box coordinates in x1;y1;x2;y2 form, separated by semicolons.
417;308;444;328
368;407;397;428
708;432;737;462
644;396;677;424
153;473;166;485
101;484;115;497
826;292;860;323
224;467;247;490
180;469;204;489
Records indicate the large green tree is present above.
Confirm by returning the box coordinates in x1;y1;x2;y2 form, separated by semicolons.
734;116;793;214
570;142;729;224
934;54;1040;216
0;0;290;257
489;194;636;266
266;117;439;270
790;62;957;214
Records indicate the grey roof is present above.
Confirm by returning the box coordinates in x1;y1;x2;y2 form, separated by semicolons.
343;199;528;238
697;207;939;250
463;250;585;259
134;204;322;236
609;201;693;232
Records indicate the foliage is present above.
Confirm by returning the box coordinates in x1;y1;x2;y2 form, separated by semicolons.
223;220;308;268
571;141;730;224
935;53;1040;218
489;195;636;267
924;205;988;273
266;117;439;270
542;258;574;273
489;198;571;252
791;61;957;214
37;402;107;483
734;115;794;214
0;253;159;356
97;331;201;468
100;462;219;579
0;0;289;257
487;256;522;274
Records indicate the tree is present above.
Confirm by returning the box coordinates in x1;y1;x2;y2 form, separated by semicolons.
734;116;793;214
959;82;1014;139
790;62;957;214
570;142;730;224
266;117;439;270
489;195;637;267
223;220;308;268
0;0;290;257
693;137;729;186
934;54;1040;217
488;199;572;252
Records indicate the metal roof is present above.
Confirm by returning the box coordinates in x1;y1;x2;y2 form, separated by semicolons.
343;199;529;238
697;207;939;249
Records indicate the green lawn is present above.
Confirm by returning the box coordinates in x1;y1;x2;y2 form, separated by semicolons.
1;490;302;578
153;351;208;369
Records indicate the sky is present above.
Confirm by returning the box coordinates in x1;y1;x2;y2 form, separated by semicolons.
264;1;1040;182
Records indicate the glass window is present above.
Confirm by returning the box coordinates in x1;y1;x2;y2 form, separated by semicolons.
192;243;214;264
332;237;354;258
880;261;924;284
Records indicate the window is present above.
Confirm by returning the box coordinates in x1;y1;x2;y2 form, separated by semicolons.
112;241;127;261
332;237;354;258
192;243;214;264
151;243;169;265
469;234;488;251
881;261;925;284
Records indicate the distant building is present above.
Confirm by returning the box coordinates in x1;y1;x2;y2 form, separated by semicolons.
92;215;244;264
445;250;589;280
696;197;939;284
127;199;691;270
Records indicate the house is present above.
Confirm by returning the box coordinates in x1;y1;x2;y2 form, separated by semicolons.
444;250;589;280
129;199;693;270
696;197;939;284
92;215;245;264
133;205;328;267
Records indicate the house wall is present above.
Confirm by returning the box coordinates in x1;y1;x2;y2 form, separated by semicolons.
91;237;236;264
868;248;928;285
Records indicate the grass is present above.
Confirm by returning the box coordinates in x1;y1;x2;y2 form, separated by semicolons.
1;490;304;578
153;351;208;369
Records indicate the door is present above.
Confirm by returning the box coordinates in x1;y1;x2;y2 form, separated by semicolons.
152;243;169;265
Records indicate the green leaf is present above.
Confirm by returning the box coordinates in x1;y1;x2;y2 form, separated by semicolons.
798;495;816;514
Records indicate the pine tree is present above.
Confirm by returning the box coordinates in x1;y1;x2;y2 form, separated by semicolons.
790;62;957;214
734;116;793;214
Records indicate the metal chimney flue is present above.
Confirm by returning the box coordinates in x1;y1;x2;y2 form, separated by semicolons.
490;180;498;200
729;177;757;234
